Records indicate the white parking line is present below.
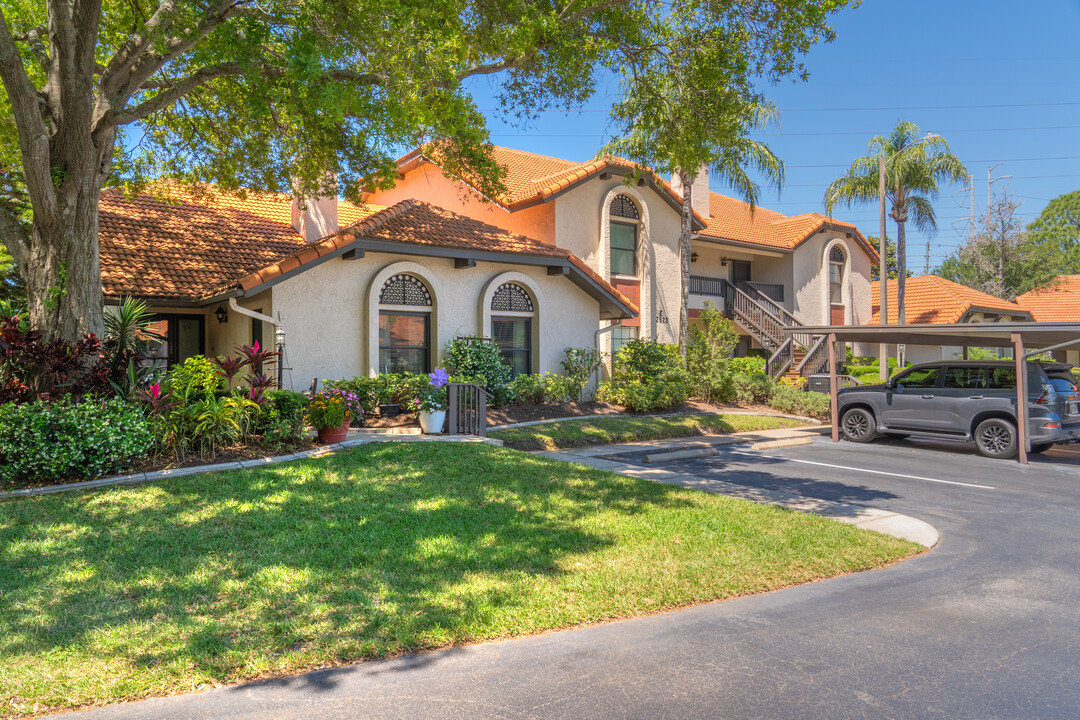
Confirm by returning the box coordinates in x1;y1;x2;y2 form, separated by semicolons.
728;449;995;490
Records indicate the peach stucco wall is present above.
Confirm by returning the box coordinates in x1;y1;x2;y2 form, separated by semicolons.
365;161;557;245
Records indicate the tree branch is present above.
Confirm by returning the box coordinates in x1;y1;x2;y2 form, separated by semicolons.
0;8;55;220
0;206;29;270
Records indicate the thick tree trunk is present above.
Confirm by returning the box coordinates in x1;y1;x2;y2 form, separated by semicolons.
678;169;693;357
896;220;907;325
23;195;104;341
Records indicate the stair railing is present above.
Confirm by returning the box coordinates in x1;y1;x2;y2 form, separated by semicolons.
448;383;493;436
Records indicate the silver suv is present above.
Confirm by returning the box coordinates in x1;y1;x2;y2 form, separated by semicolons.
837;361;1080;458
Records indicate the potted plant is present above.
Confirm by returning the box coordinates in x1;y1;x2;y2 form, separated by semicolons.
376;375;400;417
309;389;363;444
414;368;449;434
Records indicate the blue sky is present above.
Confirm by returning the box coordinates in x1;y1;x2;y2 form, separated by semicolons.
464;0;1080;272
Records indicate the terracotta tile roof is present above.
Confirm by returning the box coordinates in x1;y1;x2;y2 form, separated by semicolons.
699;192;875;258
1015;275;1080;322
871;275;1031;325
239;199;638;314
395;145;704;225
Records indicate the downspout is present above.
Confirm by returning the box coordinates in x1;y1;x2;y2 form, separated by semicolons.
595;319;623;388
228;299;286;388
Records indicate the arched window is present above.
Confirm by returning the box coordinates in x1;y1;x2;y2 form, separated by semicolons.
378;274;432;373
828;246;846;306
490;282;534;377
609;195;640;276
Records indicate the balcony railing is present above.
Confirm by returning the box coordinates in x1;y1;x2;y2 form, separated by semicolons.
689;275;726;297
740;281;784;303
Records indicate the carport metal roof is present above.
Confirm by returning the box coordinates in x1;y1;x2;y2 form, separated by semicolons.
784;322;1080;464
789;322;1080;350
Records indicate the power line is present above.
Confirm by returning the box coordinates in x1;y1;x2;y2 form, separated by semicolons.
479;101;1080;113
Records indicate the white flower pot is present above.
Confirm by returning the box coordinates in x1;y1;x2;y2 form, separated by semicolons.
419;409;446;434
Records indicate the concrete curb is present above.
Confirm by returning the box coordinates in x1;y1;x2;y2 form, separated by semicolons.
492;409;823;430
0;434;503;500
642;447;719;464
536;434;939;549
749;437;815;451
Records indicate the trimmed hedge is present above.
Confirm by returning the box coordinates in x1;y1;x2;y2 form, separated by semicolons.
0;397;153;485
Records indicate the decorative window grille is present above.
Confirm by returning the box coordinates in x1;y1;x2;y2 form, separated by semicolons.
379;274;432;306
609;195;640;220
490;283;534;313
829;246;846;264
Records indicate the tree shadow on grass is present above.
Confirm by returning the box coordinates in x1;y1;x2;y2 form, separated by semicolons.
0;442;698;700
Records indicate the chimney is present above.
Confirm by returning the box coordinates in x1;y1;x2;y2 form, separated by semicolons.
291;175;339;242
671;165;710;220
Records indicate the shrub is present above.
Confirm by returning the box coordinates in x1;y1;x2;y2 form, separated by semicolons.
768;385;830;419
726;356;766;375
599;338;688;412
561;347;602;401
507;373;545;405
0;397;152;484
729;373;774;405
325;377;380;416
255;390;309;447
165;355;222;397
445;336;512;396
686;301;738;403
543;372;580;404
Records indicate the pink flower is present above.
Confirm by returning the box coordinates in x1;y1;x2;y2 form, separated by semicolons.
150;382;161;400
251;340;259;354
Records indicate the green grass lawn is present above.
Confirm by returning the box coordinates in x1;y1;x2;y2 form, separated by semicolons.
0;442;918;717
489;413;808;451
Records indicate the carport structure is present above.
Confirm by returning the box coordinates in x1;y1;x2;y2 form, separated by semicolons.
786;322;1080;464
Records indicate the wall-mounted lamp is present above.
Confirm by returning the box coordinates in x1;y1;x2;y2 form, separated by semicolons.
720;256;728;267
690;252;699;263
214;305;228;324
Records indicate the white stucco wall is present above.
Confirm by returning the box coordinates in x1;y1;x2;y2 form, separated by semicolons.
792;234;873;327
268;252;600;390
552;179;684;348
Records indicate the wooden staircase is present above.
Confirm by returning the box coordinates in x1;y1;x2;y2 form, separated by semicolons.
784;348;807;381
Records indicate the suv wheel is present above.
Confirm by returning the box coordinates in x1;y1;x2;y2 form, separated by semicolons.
841;408;876;443
974;418;1018;459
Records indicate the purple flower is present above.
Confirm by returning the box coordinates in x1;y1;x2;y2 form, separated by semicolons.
429;367;449;389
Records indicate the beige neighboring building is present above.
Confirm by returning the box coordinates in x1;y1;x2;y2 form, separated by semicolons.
871;275;1033;365
365;146;876;378
1016;275;1080;364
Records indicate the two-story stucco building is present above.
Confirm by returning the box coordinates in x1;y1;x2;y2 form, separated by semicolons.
97;144;874;389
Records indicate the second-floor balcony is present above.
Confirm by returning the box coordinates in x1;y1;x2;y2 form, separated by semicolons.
689;275;784;303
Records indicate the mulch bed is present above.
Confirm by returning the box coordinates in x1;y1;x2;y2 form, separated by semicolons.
485;399;781;427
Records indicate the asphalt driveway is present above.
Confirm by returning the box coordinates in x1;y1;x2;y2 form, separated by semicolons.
65;436;1080;719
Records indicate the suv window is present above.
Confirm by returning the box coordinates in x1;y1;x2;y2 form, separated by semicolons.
896;367;940;389
944;367;986;389
987;368;1016;389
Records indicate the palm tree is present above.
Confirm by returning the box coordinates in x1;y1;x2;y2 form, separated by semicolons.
824;121;967;323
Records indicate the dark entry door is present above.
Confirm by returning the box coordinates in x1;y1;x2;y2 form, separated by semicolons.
731;260;751;284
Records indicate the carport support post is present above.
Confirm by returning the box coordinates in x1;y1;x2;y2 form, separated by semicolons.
1012;332;1028;465
829;332;839;442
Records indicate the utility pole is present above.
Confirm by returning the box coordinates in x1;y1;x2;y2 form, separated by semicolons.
969;173;975;243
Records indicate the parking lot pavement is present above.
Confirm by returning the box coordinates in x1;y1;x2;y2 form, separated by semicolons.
68;435;1080;720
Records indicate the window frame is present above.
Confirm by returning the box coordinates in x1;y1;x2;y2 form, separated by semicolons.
148;313;206;369
608;195;640;278
492;316;532;378
378;310;431;374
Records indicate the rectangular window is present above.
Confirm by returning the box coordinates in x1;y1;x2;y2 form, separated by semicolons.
610;222;637;276
492;317;531;377
610;325;639;359
379;312;429;374
147;314;205;369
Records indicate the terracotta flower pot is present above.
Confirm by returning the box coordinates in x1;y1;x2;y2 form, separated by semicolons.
317;415;350;444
